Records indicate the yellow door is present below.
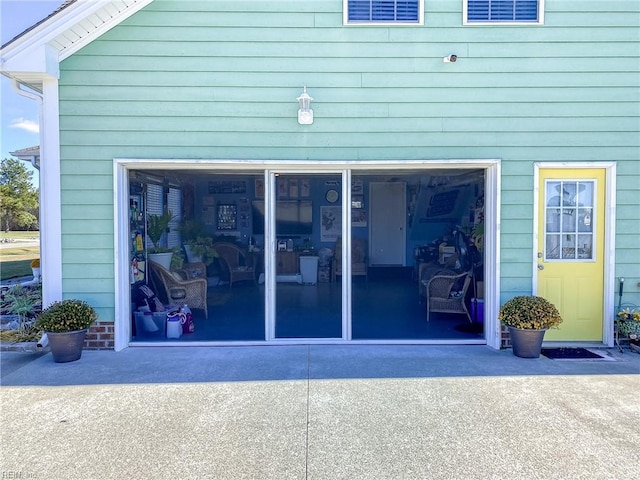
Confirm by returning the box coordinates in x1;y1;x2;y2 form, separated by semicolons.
537;169;606;341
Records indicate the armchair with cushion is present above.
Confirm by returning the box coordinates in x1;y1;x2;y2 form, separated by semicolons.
332;236;368;282
149;260;208;319
422;270;472;323
213;242;257;287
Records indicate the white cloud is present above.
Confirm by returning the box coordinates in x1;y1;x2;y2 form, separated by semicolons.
9;117;39;134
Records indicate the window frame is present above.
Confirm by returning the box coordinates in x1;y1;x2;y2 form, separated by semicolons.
463;0;545;26
343;0;425;26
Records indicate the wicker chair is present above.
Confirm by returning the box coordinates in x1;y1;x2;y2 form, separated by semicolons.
332;237;368;282
423;270;472;323
212;242;257;287
149;260;208;319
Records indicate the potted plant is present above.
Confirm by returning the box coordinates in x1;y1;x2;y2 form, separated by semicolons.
30;258;41;282
177;219;210;263
147;211;176;269
170;248;185;270
186;236;219;266
499;295;563;358
616;308;640;351
36;299;97;363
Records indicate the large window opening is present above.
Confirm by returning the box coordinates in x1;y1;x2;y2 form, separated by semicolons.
126;166;486;344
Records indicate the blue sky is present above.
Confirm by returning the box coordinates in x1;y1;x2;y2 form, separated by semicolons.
1;0;64;183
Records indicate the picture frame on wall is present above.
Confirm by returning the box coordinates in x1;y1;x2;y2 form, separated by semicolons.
300;179;311;197
238;197;250;228
217;204;237;230
278;178;288;197
352;209;367;227
255;179;264;198
202;206;216;225
208;180;246;194
321;206;342;242
289;179;299;198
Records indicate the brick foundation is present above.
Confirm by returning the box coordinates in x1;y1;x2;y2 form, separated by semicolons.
500;325;512;349
84;322;115;350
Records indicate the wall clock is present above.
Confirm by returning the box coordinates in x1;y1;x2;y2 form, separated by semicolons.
325;189;339;203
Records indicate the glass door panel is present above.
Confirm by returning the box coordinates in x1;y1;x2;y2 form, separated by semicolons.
130;170;266;342
274;174;342;338
544;180;595;261
351;170;486;340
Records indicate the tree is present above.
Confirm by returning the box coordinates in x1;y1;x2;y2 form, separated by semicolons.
0;158;39;231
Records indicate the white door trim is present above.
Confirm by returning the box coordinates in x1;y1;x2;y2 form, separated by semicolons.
533;162;617;347
114;158;502;349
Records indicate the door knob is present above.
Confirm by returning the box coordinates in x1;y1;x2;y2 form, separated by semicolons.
537;264;544;270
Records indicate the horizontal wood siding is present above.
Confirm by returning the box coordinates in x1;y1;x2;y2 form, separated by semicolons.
58;0;640;315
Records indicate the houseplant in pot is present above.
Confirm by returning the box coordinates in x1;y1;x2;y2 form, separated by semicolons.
147;211;176;269
499;295;563;358
36;299;97;363
186;236;219;266
177;219;211;263
30;258;41;282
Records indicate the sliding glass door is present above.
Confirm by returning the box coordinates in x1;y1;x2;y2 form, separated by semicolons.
272;173;343;339
127;164;486;344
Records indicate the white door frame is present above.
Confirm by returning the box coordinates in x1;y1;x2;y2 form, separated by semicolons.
533;162;617;346
263;168;347;342
114;158;501;350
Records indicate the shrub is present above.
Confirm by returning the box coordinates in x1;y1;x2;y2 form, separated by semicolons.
499;295;563;330
616;308;640;338
36;299;97;333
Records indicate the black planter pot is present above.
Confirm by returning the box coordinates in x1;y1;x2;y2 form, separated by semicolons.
46;329;88;363
508;326;547;358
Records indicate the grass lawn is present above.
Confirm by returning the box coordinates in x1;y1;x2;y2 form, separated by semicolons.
0;232;40;281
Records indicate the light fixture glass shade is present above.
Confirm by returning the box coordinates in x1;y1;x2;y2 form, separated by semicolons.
297;86;313;125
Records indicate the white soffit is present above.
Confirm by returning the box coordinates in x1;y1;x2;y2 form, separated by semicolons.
1;0;154;89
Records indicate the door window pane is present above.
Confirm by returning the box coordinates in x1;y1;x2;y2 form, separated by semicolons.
544;180;595;261
545;234;560;260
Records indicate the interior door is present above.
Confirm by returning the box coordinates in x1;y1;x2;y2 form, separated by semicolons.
369;182;406;265
537;168;606;341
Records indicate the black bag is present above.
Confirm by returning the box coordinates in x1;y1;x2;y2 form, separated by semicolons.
133;284;165;312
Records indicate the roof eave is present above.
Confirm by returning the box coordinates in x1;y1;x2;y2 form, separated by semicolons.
1;0;154;88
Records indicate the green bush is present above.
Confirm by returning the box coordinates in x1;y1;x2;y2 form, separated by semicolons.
36;299;97;333
499;295;563;330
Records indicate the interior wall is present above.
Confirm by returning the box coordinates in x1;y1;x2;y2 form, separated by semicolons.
180;170;484;266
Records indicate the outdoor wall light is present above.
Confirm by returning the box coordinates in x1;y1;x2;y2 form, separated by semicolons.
297;86;314;125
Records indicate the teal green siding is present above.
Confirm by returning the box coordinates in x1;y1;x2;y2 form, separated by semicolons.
58;0;640;319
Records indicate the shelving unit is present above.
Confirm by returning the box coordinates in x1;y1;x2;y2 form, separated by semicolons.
129;185;147;285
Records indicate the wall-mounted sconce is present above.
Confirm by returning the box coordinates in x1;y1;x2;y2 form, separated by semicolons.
297;86;313;125
443;54;457;63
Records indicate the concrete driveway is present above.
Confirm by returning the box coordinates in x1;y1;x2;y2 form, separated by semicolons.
1;345;639;479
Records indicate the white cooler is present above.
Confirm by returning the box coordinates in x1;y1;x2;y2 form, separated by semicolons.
299;256;319;285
